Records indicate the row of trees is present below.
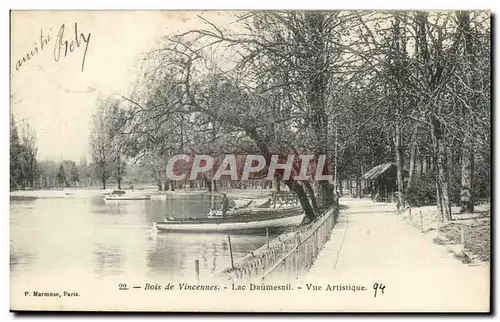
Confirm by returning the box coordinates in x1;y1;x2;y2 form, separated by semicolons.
10;114;38;190
10;112;137;190
10;113;85;190
90;11;489;223
39;160;80;188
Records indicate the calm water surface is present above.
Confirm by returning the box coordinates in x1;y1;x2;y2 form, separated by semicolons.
10;193;272;283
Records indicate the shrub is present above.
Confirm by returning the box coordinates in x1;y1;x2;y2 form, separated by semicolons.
406;173;436;207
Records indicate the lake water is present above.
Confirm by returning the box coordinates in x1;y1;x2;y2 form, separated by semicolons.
10;192;272;285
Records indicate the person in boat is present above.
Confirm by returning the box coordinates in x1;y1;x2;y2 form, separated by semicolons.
220;193;229;219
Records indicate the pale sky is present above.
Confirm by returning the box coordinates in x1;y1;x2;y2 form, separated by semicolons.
10;11;238;162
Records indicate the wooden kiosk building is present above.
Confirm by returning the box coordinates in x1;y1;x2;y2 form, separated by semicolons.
362;162;408;202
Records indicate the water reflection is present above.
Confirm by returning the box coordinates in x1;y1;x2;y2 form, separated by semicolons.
146;232;268;280
93;245;124;276
10;193;271;281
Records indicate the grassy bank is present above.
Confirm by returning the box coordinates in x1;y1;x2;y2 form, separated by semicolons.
399;203;491;264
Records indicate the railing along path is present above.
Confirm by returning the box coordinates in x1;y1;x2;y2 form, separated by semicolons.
220;201;339;283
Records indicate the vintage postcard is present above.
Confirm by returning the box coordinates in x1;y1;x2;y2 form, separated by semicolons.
10;10;491;312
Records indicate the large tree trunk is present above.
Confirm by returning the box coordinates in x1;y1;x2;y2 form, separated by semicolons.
407;125;419;192
395;126;406;209
458;11;475;214
431;119;452;222
391;13;407;210
436;175;443;222
461;141;474;213
438;146;452;221
305;12;332;209
285;181;316;222
245;126;321;222
302;181;320;213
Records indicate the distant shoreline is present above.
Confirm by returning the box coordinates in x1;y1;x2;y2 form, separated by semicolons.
10;187;275;200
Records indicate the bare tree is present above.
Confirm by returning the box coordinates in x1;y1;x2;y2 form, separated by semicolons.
89;97;120;189
19;121;38;188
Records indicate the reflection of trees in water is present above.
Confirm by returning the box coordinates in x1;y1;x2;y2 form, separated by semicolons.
90;195;222;224
90;197;144;216
212;243;217;273
93;245;124;276
146;233;228;279
145;200;167;222
162;195;221;219
10;196;37;205
146;234;190;279
90;198;153;233
90;196;106;211
146;232;269;279
10;246;35;272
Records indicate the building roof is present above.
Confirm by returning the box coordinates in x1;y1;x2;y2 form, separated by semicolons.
362;162;396;180
362;162;409;180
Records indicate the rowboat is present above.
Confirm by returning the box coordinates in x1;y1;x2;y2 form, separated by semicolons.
104;190;152;201
153;209;305;233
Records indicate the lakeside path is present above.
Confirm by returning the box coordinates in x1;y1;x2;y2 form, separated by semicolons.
301;198;490;312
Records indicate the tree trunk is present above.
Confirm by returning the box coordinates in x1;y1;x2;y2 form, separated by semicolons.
431;119;452;222
436;176;443;222
461;142;474;213
407;125;419;192
302;180;320;213
418;155;423;176
102;177;106;190
438;145;452;221
286;181;316;222
305;12;332;210
458;11;476;214
395;120;406;210
272;177;281;192
203;175;212;192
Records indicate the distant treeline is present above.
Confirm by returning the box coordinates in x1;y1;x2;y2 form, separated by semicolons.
10;113;155;190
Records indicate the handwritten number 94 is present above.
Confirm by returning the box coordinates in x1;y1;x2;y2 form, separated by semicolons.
373;283;385;298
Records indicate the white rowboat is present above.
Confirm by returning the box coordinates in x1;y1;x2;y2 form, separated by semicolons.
153;213;305;233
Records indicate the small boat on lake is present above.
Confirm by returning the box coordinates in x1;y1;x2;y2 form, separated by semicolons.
153;207;304;233
104;190;152;201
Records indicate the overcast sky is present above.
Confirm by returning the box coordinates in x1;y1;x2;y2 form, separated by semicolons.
10;10;237;162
